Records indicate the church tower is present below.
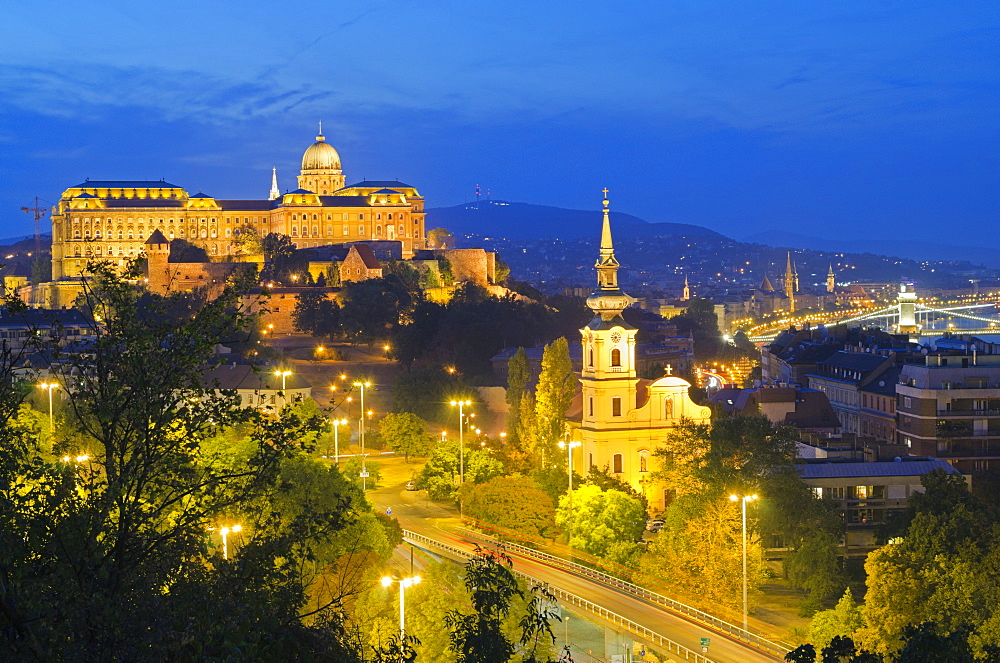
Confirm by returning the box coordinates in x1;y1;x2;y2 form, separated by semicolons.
579;189;638;430
297;124;345;194
784;252;797;313
269;167;280;201
682;274;690;301
573;189;712;499
827;264;836;293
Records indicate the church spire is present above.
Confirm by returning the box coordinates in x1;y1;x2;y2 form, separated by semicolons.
784;252;797;313
682;274;690;301
269;167;280;201
586;189;634;320
827;263;836;293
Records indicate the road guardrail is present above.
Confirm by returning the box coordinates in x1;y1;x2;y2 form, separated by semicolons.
454;527;790;659
403;529;716;663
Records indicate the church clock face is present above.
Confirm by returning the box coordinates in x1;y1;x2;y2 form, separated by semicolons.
610;331;622;344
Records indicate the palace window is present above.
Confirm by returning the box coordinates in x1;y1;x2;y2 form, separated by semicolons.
200;229;208;238
359;225;365;235
210;228;217;238
376;225;382;236
225;228;231;238
291;226;298;237
326;225;333;235
611;348;621;367
74;230;80;239
399;224;404;236
128;229;134;240
612;397;622;417
95;229;101;239
312;214;318;221
312;225;319;236
613;453;623;474
343;225;349;236
377;214;382;221
588;348;594;367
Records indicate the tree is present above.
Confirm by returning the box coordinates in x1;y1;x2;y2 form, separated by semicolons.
437;256;454;286
378;412;432;462
233;227;264;255
0;260;373;660
168;238;210;262
292;289;341;339
262;232;299;281
505;347;530;461
340;277;412;352
29;256;51;285
445;545;561;663
533;337;574;463
808;589;865;651
555;484;645;556
427;228;455;250
459;476;557;540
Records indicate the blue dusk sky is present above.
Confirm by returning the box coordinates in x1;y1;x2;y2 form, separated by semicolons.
1;1;997;246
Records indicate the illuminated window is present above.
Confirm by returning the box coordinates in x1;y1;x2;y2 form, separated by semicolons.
613;453;623;474
611;348;621;367
612;397;622;417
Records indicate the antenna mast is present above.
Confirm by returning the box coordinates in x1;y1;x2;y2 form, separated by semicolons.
20;197;47;256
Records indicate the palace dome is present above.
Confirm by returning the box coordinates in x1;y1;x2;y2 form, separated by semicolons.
301;134;341;171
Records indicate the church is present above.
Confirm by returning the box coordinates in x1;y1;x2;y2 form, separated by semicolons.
568;192;711;511
38;129;427;307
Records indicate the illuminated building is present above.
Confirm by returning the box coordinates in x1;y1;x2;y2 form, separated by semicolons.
39;129;426;307
568;191;710;509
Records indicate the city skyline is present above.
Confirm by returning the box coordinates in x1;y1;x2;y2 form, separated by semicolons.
2;1;998;247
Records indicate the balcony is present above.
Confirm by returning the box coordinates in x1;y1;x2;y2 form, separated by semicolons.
937;408;1000;417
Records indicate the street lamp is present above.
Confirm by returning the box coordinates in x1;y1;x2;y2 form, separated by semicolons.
729;493;758;631
332;418;348;466
450;400;472;483
274;370;291;409
39;381;59;435
353;382;371;490
558;439;582;543
220;524;242;560
381;574;421;643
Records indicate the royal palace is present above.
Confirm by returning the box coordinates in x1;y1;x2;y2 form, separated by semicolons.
39;130;427;307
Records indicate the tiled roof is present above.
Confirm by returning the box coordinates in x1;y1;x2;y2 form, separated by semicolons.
342;180;414;189
317;195;372;207
71;180;181;188
795;458;961;479
819;351;887;372
145;229;168;245
217;200;278;211
104;199;184;208
351;244;381;269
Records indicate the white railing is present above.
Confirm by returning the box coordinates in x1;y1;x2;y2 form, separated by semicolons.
453;527;790;658
403;529;715;663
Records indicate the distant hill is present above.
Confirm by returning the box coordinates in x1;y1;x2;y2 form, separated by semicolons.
743;231;1000;269
426;201;726;241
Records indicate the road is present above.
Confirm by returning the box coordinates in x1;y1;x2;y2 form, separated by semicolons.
369;480;784;663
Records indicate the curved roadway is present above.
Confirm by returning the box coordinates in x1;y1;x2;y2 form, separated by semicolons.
369;481;783;663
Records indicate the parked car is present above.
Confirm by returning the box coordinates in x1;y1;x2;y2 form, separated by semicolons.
645;518;665;532
405;481;418;491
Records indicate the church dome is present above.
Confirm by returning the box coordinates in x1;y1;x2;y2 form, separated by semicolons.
301;134;341;171
650;375;691;389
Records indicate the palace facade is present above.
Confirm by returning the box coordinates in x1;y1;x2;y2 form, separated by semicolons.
43;130;426;305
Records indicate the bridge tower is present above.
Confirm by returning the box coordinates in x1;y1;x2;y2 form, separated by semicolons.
896;284;919;336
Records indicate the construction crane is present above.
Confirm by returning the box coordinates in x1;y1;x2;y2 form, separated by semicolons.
20;197;47;256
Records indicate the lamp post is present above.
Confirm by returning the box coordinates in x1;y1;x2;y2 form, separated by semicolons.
353;382;370;490
39;381;59;435
450;400;472;483
557;438;581;543
332;418;348;466
381;574;421;644
274;370;291;409
729;493;758;631
220;524;242;560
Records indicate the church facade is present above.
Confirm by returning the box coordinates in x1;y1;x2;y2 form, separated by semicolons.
570;192;711;511
42;130;426;306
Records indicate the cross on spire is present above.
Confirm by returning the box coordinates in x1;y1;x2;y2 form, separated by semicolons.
602;187;609;199
664;364;673;375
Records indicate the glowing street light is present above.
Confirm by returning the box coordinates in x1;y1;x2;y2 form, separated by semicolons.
39;381;60;435
353;382;371;490
274;370;292;409
729;493;759;631
381;574;421;643
450;400;472;483
558;438;582;543
220;524;243;560
332;418;348;466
